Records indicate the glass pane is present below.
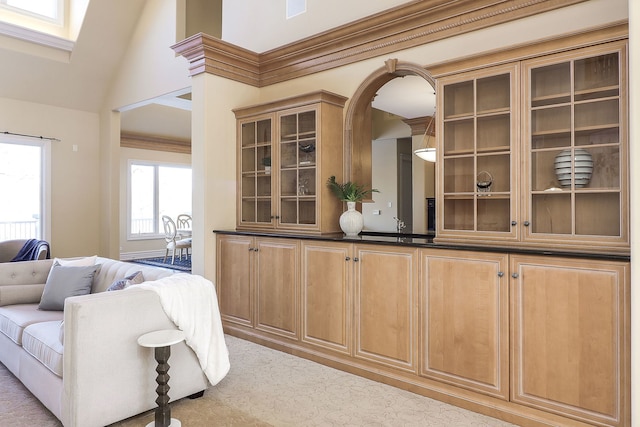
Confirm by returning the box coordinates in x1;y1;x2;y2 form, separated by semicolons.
241;147;256;172
256;119;271;144
576;193;620;236
531;193;571;234
158;166;192;229
130;164;155;234
477;154;509;193
256;200;271;223
0;142;42;239
574;99;619;130
241;122;255;146
281;142;297;168
588;146;619;190
531;105;571;137
299;200;316;224
530;62;570;107
281;170;297;197
280;199;297;224
242;200;256;222
477;114;510;151
280;115;297;140
478;198;510;232
477;74;510;112
298;168;315;196
299;139;316;165
444;119;474;154
6;0;58;19
444;81;473;118
531;150;561;192
574;53;619;94
444;157;474;193
242;175;256;197
443;198;473;230
298;111;316;135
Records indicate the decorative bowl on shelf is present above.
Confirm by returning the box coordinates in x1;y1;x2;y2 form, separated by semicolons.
554;148;593;188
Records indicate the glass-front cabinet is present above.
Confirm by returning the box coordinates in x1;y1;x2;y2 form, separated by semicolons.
238;115;274;226
437;41;628;254
437;64;518;242
524;42;628;252
234;91;347;234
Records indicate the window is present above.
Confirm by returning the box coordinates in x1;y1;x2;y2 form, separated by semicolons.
1;0;61;22
129;162;192;238
0;138;46;240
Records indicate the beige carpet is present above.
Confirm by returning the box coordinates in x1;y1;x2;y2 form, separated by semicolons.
1;335;518;426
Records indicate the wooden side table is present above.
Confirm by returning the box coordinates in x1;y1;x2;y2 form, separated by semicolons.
138;329;186;427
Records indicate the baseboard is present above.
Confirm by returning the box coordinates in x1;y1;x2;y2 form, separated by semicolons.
119;250;165;261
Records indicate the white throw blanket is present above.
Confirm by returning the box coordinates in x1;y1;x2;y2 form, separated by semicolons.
132;273;230;385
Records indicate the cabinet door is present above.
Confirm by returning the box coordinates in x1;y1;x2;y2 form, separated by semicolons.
354;245;417;372
511;255;630;426
437;64;518;242
523;41;628;252
254;238;299;339
277;107;318;229
216;235;253;327
301;241;352;354
237;116;274;229
420;249;509;400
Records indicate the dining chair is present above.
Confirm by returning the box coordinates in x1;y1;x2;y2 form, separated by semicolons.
176;214;192;239
162;215;192;264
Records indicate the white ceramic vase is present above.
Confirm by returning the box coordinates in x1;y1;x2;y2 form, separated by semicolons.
339;201;363;237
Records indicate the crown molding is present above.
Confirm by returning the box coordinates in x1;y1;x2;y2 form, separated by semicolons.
172;0;588;87
120;132;191;154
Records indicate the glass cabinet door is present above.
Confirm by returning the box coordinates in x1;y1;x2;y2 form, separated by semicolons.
239;117;273;226
440;66;516;238
525;45;626;244
278;108;317;227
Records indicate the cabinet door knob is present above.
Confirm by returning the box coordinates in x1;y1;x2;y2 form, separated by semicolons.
511;221;517;226
345;257;351;261
523;221;530;226
498;271;504;277
512;273;519;278
248;247;253;251
353;257;359;262
254;248;259;252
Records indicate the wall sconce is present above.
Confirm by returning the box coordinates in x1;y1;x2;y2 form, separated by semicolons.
413;113;436;162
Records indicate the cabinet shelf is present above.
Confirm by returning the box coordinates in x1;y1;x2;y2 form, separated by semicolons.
281;131;316;140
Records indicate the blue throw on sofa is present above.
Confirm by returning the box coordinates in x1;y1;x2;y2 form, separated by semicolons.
11;239;50;262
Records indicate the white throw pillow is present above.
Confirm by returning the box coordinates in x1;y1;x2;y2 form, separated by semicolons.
54;255;97;267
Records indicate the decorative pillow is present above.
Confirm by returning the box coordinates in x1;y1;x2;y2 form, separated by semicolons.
107;271;145;291
54;255;97;267
38;264;101;311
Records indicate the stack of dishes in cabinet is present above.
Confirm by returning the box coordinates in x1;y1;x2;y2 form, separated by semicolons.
554;148;593;188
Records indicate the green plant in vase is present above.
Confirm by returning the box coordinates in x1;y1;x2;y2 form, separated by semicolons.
326;176;379;202
326;176;379;237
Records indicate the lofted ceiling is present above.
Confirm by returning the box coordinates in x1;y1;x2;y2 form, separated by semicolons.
0;1;433;142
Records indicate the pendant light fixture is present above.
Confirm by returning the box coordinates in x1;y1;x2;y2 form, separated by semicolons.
413;113;436;162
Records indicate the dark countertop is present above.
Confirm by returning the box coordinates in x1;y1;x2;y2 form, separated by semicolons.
213;230;630;262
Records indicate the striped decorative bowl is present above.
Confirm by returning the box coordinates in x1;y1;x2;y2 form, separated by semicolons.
554;148;593;188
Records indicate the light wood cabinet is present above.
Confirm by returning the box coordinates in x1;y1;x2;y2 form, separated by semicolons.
353;245;418;372
523;42;628;252
510;254;630;426
216;234;299;340
437;64;519;241
436;41;629;254
301;241;352;354
233;91;347;234
419;249;509;400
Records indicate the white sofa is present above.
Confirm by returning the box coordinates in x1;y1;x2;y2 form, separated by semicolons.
0;257;209;427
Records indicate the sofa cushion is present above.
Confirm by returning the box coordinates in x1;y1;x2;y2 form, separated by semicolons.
0;304;63;345
22;320;64;377
107;270;144;291
39;264;101;311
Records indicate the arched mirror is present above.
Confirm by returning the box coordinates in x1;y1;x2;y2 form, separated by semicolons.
345;60;436;235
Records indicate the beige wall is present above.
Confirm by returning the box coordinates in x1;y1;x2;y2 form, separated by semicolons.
0;97;100;258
